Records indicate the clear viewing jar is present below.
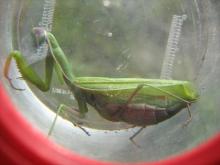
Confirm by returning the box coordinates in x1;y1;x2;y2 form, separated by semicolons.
0;0;220;164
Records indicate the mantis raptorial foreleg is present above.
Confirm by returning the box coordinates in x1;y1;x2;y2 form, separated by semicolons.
4;51;54;91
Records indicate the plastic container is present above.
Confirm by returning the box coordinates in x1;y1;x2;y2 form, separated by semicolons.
1;0;220;164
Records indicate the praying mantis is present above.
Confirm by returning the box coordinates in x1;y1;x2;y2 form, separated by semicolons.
4;27;199;143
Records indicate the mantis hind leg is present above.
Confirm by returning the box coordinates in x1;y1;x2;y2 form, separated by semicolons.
126;83;191;114
125;83;192;141
48;104;90;136
126;84;191;105
129;126;146;147
129;106;191;147
183;104;192;127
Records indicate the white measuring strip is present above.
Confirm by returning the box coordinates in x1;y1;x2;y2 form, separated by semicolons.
35;0;56;60
160;14;187;79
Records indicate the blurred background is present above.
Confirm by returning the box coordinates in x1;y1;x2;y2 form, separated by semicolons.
0;0;220;163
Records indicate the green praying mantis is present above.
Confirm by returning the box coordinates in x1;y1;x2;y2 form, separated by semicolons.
4;27;199;143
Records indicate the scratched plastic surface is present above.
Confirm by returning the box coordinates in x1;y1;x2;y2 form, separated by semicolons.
1;0;220;163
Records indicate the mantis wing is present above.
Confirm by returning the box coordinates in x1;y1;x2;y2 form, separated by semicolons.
74;77;199;102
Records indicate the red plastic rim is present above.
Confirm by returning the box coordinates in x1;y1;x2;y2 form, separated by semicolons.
0;83;220;165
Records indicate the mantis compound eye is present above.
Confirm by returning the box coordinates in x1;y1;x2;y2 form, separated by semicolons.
32;27;47;46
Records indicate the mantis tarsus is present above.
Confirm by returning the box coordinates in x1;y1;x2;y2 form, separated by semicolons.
4;27;199;143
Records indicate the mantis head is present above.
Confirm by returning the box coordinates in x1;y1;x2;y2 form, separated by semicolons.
32;27;47;46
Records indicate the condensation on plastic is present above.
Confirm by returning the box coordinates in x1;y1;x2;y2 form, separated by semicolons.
1;0;220;163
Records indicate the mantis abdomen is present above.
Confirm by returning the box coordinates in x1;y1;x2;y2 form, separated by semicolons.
86;97;187;126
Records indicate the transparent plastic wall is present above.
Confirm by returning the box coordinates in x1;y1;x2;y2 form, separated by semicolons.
1;0;220;163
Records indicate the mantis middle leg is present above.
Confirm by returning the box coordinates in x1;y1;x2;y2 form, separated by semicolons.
48;104;90;136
